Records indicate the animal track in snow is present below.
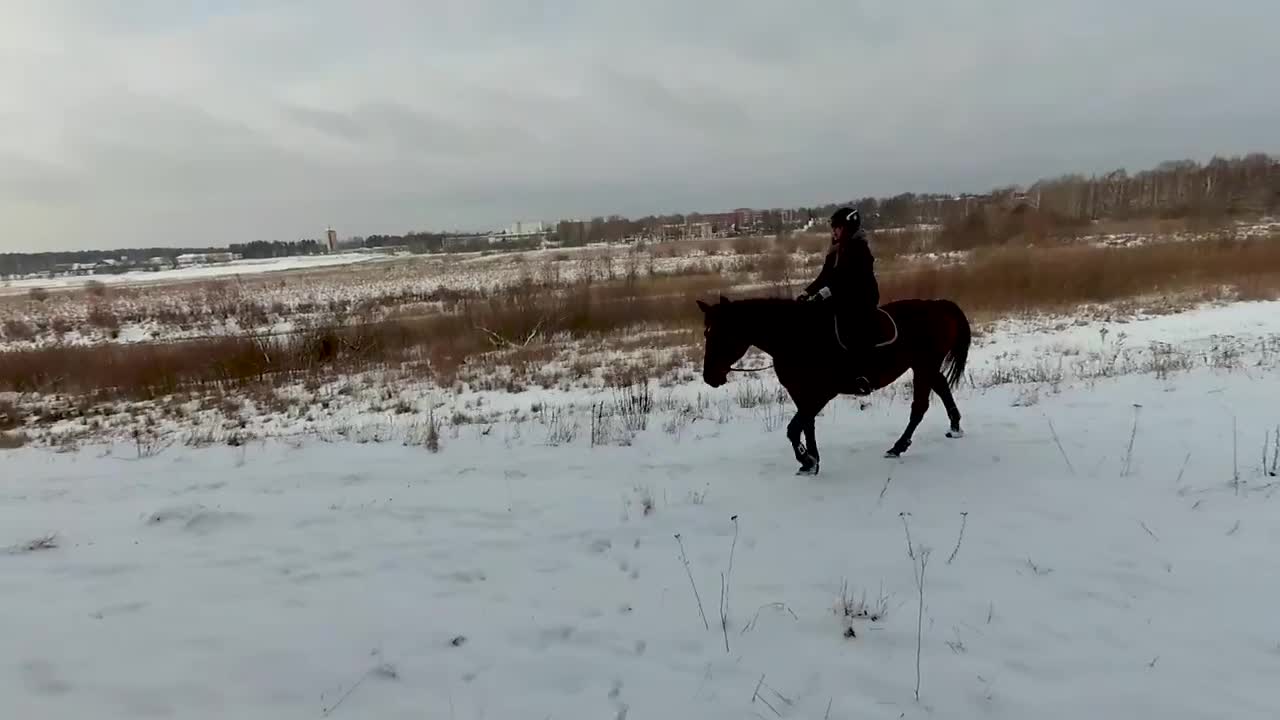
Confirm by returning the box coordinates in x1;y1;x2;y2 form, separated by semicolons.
145;504;250;535
438;569;488;584
90;601;148;619
21;660;71;696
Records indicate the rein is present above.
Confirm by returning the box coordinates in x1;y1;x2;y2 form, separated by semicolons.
729;360;774;373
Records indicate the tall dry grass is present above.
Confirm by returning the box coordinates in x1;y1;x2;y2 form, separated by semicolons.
883;234;1280;314
933;205;1090;251
0;272;737;400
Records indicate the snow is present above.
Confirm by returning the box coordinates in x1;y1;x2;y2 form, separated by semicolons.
971;299;1280;375
4;303;1280;719
1090;220;1280;248
0;254;391;295
18;296;1274;453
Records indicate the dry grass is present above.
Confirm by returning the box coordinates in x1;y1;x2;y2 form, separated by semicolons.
1085;216;1218;238
0;431;28;449
2;232;1277;404
86;303;121;331
0;271;735;400
3;319;37;342
0;399;19;430
935;205;1090;251
5;532;57;552
882;234;1280;315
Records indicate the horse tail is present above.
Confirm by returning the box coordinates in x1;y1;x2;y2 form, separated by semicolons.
940;300;971;389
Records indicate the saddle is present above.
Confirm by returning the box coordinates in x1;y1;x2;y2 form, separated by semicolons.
833;307;898;351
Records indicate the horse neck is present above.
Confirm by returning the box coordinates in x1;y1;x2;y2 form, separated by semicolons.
734;301;804;357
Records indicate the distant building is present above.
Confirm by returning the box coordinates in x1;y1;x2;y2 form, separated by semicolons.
733;208;760;228
488;220;549;244
659;222;712;241
555;220;588;246
505;220;546;236
326;227;338;252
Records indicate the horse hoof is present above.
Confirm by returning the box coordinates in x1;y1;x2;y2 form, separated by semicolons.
947;429;965;439
796;459;820;476
884;450;901;459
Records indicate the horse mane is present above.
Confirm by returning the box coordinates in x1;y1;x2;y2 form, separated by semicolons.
721;296;802;312
713;296;808;337
726;296;799;308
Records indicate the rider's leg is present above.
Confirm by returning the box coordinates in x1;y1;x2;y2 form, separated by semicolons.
849;307;874;395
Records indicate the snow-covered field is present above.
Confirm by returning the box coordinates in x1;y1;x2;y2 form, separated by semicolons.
0;241;769;349
1092;219;1280;248
4;299;1279;719
0;253;399;296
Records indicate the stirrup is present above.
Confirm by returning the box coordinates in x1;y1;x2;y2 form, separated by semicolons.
852;376;872;395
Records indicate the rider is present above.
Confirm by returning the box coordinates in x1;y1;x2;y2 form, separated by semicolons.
796;206;879;395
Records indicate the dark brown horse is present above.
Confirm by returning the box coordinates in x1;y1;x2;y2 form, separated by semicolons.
696;295;971;475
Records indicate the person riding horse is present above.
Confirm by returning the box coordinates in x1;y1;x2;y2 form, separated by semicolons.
796;207;879;395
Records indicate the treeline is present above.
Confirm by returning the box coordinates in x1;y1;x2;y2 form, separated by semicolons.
4;153;1276;278
1;239;327;278
549;153;1279;245
819;154;1280;230
1026;153;1279;220
0;247;219;278
362;232;446;253
228;240;325;259
553;210;800;246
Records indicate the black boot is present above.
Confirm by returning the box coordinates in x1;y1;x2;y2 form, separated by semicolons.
834;307;874;395
850;333;873;395
851;370;873;396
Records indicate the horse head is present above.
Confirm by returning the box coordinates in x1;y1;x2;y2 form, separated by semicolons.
695;295;751;388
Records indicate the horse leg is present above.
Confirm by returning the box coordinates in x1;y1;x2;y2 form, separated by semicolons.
786;411;811;468
798;392;836;476
789;405;820;476
931;370;964;438
780;372;822;474
887;368;933;458
786;389;835;476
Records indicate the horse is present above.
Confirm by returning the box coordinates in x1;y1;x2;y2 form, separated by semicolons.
695;295;971;475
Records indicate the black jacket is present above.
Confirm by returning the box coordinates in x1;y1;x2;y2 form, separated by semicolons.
805;230;879;310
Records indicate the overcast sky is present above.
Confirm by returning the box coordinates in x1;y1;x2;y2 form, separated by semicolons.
2;1;1277;252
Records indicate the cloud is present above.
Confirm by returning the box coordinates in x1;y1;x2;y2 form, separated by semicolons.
1;0;1277;251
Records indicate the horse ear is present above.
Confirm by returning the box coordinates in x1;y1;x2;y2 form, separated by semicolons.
718;294;730;305
696;300;711;313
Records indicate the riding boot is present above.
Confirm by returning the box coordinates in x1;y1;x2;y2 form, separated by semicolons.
850;312;874;395
830;304;873;395
850;349;873;395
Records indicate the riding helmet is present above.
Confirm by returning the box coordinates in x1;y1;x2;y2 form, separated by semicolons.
830;207;860;233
